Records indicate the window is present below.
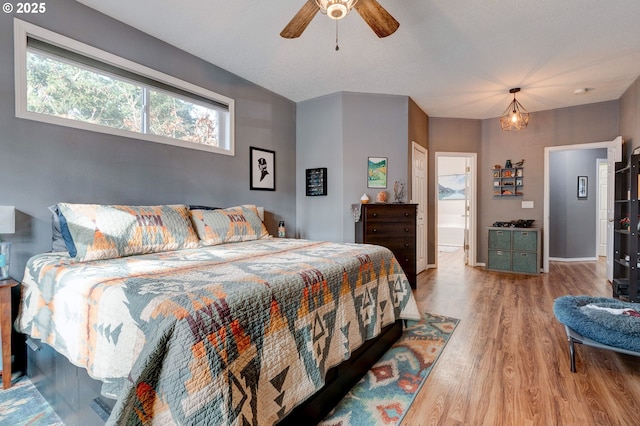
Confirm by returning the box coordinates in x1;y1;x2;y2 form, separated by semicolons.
14;19;235;155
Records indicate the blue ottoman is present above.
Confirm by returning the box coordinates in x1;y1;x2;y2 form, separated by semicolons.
553;295;640;372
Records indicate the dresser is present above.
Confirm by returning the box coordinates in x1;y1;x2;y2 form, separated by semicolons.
355;203;417;289
486;227;540;275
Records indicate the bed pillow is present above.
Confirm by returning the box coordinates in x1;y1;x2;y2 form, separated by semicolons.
48;204;71;253
56;203;200;262
190;204;269;246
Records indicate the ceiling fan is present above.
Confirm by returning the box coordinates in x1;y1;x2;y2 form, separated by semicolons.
280;0;399;39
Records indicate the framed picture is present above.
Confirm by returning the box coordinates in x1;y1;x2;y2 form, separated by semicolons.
439;174;466;200
250;147;275;191
577;176;588;199
306;167;327;196
367;157;387;188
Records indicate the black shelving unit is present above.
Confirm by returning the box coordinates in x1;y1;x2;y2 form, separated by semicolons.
612;154;639;302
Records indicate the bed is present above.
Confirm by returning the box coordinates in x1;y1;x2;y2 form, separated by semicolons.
15;203;420;425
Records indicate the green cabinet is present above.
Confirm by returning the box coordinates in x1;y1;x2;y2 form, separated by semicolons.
487;227;540;275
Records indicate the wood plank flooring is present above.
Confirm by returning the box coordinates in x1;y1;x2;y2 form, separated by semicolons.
402;249;640;426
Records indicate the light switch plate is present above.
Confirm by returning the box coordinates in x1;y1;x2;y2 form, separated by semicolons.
522;201;534;209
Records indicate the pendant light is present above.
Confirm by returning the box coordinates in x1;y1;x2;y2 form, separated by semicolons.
500;88;529;131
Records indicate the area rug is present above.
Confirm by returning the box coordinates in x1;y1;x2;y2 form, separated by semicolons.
0;375;63;426
0;313;458;426
319;312;459;426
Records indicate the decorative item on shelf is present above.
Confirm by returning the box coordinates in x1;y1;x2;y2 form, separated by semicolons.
493;164;502;170
620;217;630;229
515;159;525;167
0;206;15;279
505;159;512;169
499;87;529;131
278;221;286;238
376;191;388;203
393;181;406;203
360;193;370;204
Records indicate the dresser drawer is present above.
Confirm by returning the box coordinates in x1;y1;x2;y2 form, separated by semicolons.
512;230;537;252
488;229;511;250
512;251;538;274
364;205;415;222
488;249;511;271
365;223;415;239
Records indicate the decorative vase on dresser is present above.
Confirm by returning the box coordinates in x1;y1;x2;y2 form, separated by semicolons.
355;203;417;289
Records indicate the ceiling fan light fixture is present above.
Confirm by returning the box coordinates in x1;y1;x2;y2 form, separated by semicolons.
500;88;529;131
316;0;358;20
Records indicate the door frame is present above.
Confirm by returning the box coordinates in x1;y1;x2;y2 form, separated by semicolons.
597;158;608;257
543;137;622;274
434;152;477;267
412;142;428;273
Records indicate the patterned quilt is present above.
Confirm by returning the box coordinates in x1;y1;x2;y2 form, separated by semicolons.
16;238;420;425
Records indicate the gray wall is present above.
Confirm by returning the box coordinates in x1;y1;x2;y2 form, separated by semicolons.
297;92;416;243
0;0;296;280
549;148;607;258
296;93;344;241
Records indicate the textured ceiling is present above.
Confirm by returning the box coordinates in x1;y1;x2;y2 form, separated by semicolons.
74;0;640;119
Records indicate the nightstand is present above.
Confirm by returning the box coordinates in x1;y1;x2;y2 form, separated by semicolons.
0;278;18;389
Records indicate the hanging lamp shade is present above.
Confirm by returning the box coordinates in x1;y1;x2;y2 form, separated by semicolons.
500;88;529;131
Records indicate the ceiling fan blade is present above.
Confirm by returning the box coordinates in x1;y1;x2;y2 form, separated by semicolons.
280;0;320;39
354;0;400;38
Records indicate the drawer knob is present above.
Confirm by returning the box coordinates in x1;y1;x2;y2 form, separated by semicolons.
372;213;378;217
372;228;377;233
405;243;409;247
404;213;409;217
404;228;409;232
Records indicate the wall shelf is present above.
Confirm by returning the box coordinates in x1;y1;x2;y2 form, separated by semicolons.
492;167;524;197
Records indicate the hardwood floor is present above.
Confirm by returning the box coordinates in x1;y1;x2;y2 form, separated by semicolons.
402;249;640;426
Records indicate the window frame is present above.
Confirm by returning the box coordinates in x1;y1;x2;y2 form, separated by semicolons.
14;18;235;156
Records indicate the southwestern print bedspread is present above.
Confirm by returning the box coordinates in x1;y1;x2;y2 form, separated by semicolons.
16;238;420;425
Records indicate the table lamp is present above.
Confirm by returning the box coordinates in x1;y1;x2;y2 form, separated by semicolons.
0;206;15;279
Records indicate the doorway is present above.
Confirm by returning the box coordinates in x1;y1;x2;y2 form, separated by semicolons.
435;152;477;267
543;136;622;275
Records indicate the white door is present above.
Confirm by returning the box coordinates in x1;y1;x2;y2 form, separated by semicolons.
463;158;471;265
412;142;427;274
597;160;608;257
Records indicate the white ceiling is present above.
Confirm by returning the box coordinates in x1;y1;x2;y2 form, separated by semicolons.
74;0;640;119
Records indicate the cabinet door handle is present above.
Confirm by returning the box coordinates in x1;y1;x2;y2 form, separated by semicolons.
496;251;503;255
521;253;528;257
496;231;503;235
521;232;528;236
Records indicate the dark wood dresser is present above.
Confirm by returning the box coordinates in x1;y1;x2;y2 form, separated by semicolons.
355;203;417;289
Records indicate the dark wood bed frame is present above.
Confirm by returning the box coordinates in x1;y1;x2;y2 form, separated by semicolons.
25;320;403;425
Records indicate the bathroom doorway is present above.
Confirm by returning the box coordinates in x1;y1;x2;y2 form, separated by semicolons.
435;153;477;266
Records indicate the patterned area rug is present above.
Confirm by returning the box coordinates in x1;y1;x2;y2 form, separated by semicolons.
0;375;63;426
0;313;457;426
320;313;459;426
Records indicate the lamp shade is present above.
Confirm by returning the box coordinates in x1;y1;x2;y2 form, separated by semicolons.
0;206;15;234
